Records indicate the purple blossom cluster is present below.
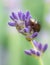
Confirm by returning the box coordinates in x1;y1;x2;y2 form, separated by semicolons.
8;11;38;41
24;40;48;57
8;11;48;58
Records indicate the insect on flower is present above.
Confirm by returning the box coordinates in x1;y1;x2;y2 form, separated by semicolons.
8;11;48;60
8;11;40;41
29;18;41;32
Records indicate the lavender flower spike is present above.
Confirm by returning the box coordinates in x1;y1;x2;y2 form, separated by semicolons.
33;40;48;53
25;48;41;57
8;11;40;41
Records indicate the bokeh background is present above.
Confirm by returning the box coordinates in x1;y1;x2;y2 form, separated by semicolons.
0;0;50;65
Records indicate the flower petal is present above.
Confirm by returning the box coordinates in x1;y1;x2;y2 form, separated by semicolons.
24;27;30;33
42;44;48;52
30;49;36;54
25;11;32;22
10;16;14;21
38;43;42;51
26;11;30;19
22;13;25;21
8;22;16;26
24;50;31;55
31;32;38;38
33;40;38;47
18;11;22;20
25;21;30;27
12;12;18;19
36;51;40;56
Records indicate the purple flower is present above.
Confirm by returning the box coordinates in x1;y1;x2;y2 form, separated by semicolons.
30;48;36;54
30;48;40;56
8;11;48;59
36;51;40;56
31;32;38;38
24;49;40;57
33;40;48;53
12;12;18;19
8;11;39;41
8;11;31;27
24;50;32;55
25;32;38;41
8;22;16;26
42;44;48;52
24;40;48;57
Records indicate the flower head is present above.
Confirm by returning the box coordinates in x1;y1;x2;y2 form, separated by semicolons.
8;11;39;41
8;11;48;59
24;49;40;57
24;40;48;58
33;40;48;53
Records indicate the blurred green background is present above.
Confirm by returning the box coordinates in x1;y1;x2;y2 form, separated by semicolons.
0;0;50;65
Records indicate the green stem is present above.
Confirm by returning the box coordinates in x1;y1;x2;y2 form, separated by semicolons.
39;58;44;65
30;40;36;49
